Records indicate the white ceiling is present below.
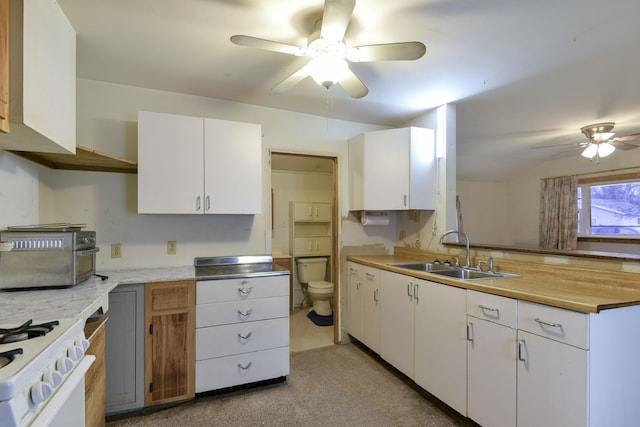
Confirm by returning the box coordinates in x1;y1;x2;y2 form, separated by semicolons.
57;0;640;181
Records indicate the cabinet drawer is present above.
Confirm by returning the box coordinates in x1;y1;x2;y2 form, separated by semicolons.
197;276;288;303
196;317;289;360
196;296;289;328
148;280;195;310
195;346;289;393
467;290;517;329
518;301;589;349
293;236;332;255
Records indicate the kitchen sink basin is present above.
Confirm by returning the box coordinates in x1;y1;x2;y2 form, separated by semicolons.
430;268;520;280
388;262;455;272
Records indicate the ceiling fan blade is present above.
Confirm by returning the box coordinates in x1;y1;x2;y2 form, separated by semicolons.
614;133;640;142
230;35;306;56
320;0;355;42
531;142;585;149
610;141;640;151
338;68;368;98
348;42;427;62
272;67;310;93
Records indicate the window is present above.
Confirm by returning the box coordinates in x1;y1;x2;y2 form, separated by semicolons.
578;174;640;237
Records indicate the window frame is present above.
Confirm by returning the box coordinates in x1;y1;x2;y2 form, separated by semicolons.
577;172;640;239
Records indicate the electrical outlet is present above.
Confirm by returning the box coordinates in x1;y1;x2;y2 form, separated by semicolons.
111;243;122;258
167;240;177;255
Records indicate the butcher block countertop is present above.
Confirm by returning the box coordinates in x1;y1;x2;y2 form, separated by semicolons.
348;253;640;314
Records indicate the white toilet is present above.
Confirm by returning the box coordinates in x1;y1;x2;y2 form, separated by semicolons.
296;257;334;316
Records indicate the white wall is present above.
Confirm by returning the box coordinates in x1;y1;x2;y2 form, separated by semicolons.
46;79;395;270
457;181;510;245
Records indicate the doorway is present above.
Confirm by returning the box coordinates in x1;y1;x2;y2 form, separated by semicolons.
270;151;339;350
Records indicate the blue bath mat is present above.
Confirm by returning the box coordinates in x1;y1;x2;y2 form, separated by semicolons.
307;310;333;326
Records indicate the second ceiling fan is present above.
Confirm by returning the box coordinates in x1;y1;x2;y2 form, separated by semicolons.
230;0;426;98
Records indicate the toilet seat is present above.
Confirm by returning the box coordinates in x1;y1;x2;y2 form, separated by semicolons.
308;280;333;294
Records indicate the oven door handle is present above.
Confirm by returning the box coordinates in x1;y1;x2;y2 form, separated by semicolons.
76;247;100;256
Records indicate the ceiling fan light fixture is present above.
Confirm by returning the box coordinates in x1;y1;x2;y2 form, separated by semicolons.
306;55;349;88
593;132;615;142
597;142;615;157
581;142;616;159
581;144;598;158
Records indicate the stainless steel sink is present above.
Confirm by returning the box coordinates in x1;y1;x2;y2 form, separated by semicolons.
388;262;455;272
430;268;520;280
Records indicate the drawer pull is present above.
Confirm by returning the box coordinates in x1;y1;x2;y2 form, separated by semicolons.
238;286;253;295
413;283;419;301
467;322;474;342
238;331;252;340
365;272;375;280
479;305;499;314
534;318;562;328
373;288;379;302
237;309;253;317
238;361;252;370
518;340;527;362
407;283;412;298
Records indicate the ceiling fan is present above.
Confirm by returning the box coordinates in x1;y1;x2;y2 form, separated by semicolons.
230;0;426;98
532;122;640;162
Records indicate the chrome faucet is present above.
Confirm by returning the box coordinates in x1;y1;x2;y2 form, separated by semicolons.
439;230;471;268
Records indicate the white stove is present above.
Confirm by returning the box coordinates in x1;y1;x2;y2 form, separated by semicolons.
0;318;94;427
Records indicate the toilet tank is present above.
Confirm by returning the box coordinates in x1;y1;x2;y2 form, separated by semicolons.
296;257;327;282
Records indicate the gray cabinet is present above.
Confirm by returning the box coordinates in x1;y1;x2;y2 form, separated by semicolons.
105;284;145;415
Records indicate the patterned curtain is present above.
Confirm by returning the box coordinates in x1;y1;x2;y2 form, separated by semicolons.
539;176;578;249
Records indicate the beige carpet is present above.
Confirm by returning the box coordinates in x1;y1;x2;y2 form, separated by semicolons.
107;343;472;427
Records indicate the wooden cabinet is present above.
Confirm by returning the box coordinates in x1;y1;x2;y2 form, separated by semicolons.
466;290;517;427
0;0;9;132
0;0;76;153
84;315;108;427
348;127;435;211
105;284;145;415
379;270;415;378
414;279;467;416
145;280;195;406
137;111;262;214
195;275;289;392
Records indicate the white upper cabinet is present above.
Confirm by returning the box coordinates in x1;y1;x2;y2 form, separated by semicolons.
0;0;76;153
137;111;262;215
348;127;435;211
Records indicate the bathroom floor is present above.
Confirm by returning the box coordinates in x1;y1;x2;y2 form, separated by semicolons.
290;307;334;352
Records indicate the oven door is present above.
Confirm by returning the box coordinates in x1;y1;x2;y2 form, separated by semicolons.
74;248;99;284
30;355;95;427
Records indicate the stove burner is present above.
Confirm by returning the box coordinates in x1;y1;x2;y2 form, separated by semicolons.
0;348;23;369
0;320;59;345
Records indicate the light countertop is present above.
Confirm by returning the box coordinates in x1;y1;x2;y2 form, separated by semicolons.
0;266;195;324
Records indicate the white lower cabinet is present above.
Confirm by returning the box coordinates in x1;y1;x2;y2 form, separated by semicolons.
359;265;381;353
415;280;467;416
347;262;364;342
380;270;415;378
466;290;517;427
516;301;588;427
195;275;289;393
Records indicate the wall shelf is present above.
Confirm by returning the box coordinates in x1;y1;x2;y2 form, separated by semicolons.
9;145;137;174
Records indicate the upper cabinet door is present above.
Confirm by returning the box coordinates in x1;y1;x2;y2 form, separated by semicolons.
204;118;262;214
349;127;435;211
0;0;76;153
138;111;205;214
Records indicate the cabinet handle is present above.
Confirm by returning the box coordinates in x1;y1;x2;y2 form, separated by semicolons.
479;305;499;316
407;283;412;298
237;361;252;370
467;322;474;342
308;207;313;216
307;241;313;251
205;195;211;212
314;207;318;217
238;286;253;295
350;267;358;275
403;194;407;207
238;331;252;340
534;317;562;328
518;339;527;362
365;272;375;280
356;282;361;291
196;196;201;211
413;283;419;301
374;288;379;302
314;241;319;251
237;309;253;318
